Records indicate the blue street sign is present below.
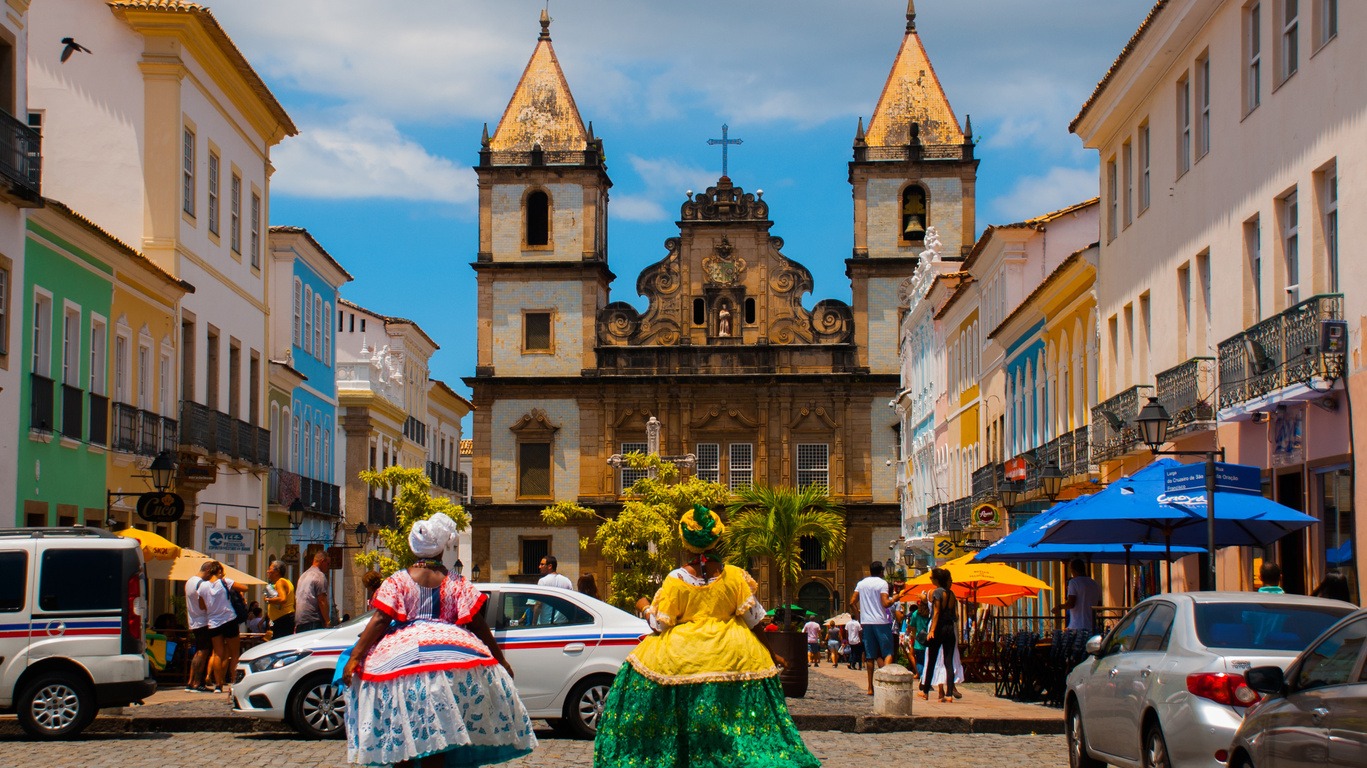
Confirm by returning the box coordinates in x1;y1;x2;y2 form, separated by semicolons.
1164;462;1261;495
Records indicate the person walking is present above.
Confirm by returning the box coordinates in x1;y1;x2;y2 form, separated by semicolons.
907;596;931;680
825;621;840;665
184;561;214;693
1057;558;1102;633
577;573;599;600
803;617;822;667
536;554;573;589
844;616;863;670
593;505;819;768
198;561;248;694
1258;561;1286;593
295;552;331;633
849;561;897;695
263;560;295;637
342;513;536;767
925;567;961;703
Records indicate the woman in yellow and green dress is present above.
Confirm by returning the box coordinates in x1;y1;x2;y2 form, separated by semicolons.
594;505;820;768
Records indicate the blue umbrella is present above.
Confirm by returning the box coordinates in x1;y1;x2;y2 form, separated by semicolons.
1037;458;1318;589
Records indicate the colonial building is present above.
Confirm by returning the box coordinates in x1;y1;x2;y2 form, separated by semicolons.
1073;0;1361;597
466;5;968;613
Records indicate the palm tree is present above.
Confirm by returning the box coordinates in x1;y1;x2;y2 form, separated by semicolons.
725;484;846;628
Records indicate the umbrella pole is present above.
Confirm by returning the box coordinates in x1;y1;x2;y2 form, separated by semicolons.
1124;544;1133;607
1164;531;1173;594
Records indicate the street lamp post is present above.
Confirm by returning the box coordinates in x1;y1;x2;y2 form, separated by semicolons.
1136;396;1224;591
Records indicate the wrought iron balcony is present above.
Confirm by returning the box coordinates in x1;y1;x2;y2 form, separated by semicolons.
1060;427;1091;478
0;110;41;207
269;467;300;507
971;462;1004;504
368;496;396;528
299;476;342;517
113;401;178;456
88;393;108;446
427;461;462;493
61;384;83;440
1217;294;1344;410
1156;357;1216;437
404;416;427;446
29;373;54;433
179;400;269;466
1091;384;1155;463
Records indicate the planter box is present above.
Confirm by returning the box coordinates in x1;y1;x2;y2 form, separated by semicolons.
758;630;809;698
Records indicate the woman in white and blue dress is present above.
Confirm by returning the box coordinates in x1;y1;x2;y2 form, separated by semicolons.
341;513;536;767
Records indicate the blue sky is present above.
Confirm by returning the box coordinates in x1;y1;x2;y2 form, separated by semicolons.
212;0;1154;408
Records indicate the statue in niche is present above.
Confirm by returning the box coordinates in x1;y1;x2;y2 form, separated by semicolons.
717;304;732;337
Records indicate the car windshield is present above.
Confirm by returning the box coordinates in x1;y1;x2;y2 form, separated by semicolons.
1194;602;1354;650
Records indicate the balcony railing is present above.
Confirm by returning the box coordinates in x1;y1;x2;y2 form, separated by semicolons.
404;416;427;447
368;496;395;528
0;110;42;206
1060;427;1091;478
29;373;54;432
427;461;461;493
179;400;269;466
61;384;83;440
113;401;178;456
971;463;1004;504
1156;357;1216;437
854;143;968;163
1091;385;1155;464
300;476;341;517
1217;293;1344;410
88;393;108;446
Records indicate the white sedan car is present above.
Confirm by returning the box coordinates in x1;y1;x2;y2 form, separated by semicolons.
232;582;646;739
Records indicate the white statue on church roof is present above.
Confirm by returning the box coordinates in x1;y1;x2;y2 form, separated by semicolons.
919;226;941;263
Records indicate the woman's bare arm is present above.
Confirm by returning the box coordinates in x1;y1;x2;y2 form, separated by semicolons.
341;612;392;685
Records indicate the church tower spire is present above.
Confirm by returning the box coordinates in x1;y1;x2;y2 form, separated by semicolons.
487;10;592;153
864;1;963;148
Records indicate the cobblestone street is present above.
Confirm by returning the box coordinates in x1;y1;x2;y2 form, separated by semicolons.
0;729;1068;767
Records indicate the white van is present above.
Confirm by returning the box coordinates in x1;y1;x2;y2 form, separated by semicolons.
0;527;157;738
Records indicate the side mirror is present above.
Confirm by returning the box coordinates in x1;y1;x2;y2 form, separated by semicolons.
1085;635;1103;656
1244;665;1286;695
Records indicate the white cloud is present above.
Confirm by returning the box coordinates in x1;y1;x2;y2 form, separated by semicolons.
988;166;1099;223
607;155;719;223
272;115;475;205
612;197;668;223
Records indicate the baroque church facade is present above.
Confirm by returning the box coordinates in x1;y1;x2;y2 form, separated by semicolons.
464;4;976;613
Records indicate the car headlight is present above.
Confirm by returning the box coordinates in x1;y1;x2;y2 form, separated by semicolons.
248;649;313;673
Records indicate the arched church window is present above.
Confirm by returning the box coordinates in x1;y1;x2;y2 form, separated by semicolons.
744;298;756;325
693;298;706;325
901;185;927;243
526;190;550;246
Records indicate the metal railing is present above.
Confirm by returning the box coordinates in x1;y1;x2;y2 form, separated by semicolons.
1090;385;1154;463
368;496;395;528
1156;357;1216;437
404;416;427;446
1060;427;1091;478
1217;293;1344;410
854;143;968;162
0;110;41;205
427;461;461;493
113;401;178;456
29;373;54;432
88;393;108;446
61;384;83;440
972;462;1004;504
179;400;269;465
481;148;602;167
300;476;341;517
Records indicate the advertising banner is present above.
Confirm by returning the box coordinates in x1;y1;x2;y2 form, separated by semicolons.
205;527;252;555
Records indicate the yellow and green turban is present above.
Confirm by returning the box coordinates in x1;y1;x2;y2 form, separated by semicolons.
680;504;726;553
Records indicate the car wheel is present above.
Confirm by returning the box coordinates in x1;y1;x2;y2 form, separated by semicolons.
1143;723;1171;768
288;672;347;739
561;675;614;739
17;671;96;739
1066;703;1105;768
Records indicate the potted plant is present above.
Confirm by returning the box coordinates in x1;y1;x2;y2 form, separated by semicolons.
726;484;846;697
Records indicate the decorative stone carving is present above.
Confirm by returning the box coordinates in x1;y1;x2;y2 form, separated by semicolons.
680;178;768;222
702;236;747;285
510;409;559;436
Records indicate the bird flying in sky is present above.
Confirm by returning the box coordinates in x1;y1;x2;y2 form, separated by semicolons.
60;37;91;63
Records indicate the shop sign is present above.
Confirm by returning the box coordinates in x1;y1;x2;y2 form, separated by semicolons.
136;491;185;523
973;503;1001;528
205;527;252;555
933;535;966;562
1163;462;1261;495
1004;457;1028;481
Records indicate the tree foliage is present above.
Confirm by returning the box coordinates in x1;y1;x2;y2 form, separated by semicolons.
353;465;470;579
724;484;846;628
540;452;730;610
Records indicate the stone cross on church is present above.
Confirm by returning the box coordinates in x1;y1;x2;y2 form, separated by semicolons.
707;123;743;177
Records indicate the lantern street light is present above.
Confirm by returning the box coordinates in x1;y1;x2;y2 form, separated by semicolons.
1135;396;1225;591
149;451;177;491
1040;461;1065;502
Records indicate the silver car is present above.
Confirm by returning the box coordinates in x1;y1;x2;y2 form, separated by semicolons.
1228;607;1367;768
1065;592;1354;768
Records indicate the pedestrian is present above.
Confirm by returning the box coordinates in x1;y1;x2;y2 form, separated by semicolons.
924;567;961;703
198;560;248;694
245;605;268;634
1057;558;1102;633
184;561;214;693
849;560;897;695
537;554;574;589
1311;571;1352;603
1258;561;1286;594
342;512;535;767
295;552;331;633
803;616;822;667
577;572;599;600
845;616;863;669
825;620;840;664
593;505;819;768
908;596;931;680
263;559;295;637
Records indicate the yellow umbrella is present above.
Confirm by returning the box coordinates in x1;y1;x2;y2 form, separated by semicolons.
116;528;181;561
152;547;267;586
898;553;1052;607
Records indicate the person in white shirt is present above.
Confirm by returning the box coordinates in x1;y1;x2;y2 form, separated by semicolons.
198;561;248;694
849;561;897;695
536;555;573;589
844;618;863;669
803;619;823;667
184;562;214;692
1057;558;1102;634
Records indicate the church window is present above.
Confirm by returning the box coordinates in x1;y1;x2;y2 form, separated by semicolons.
518;442;552;498
523;311;552;353
796;444;829;490
744;298;756;324
900;186;927;243
695;443;720;483
526;190;550;247
693;298;705;326
729;443;753;490
619;442;649;493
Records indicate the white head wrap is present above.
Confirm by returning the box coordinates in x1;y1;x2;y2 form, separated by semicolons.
408;512;459;558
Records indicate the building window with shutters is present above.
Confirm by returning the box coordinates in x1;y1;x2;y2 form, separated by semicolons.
182;127;195;217
729;443;753;490
292;279;302;347
230;173;241;253
518;442;552;499
523;310;553;353
797;444;829;490
207;151;220;236
619;441;649;492
695;443;720;483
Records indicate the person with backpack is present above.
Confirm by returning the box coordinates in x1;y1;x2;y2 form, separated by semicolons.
198;560;249;694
